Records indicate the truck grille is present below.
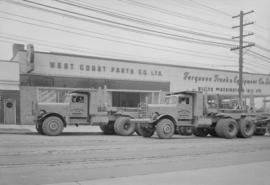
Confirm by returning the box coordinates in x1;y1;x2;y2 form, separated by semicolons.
138;103;148;118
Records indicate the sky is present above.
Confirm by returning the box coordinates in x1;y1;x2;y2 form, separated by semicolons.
0;0;270;74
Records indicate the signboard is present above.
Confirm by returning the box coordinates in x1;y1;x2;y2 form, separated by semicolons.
18;52;270;96
26;44;34;73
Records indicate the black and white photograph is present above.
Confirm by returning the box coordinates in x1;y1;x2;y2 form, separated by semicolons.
0;0;270;185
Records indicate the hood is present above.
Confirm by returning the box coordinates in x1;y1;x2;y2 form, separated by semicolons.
147;104;177;116
37;102;69;116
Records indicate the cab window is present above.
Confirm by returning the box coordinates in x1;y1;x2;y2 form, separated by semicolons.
178;97;186;104
186;98;189;104
72;96;84;103
178;97;190;104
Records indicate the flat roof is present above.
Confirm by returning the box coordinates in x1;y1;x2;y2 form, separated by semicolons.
15;50;269;76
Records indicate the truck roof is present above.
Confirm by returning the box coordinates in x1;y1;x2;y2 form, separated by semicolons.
166;90;201;95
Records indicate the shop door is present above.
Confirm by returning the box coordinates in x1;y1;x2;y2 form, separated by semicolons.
4;99;16;124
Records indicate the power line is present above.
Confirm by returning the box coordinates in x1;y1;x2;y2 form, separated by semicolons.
248;50;270;61
183;0;270;34
244;59;270;68
255;44;270;54
121;0;230;29
9;0;235;48
188;0;232;17
0;13;237;61
77;0;233;37
54;0;237;44
246;52;270;64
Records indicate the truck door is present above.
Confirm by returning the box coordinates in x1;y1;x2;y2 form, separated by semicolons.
177;95;192;120
70;94;88;120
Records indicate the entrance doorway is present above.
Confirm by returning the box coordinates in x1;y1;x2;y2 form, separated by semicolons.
4;99;16;124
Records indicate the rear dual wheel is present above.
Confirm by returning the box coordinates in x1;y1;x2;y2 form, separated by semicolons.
193;127;209;137
254;128;266;136
136;124;155;137
114;117;135;136
178;127;193;136
100;121;115;135
215;118;238;139
237;118;255;138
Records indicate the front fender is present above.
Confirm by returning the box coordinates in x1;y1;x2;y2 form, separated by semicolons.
37;112;67;127
156;114;176;124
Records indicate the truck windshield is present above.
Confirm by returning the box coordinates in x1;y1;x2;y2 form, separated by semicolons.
164;96;177;104
64;94;71;103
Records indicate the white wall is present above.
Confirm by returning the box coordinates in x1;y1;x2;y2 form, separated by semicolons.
15;51;270;96
0;61;19;90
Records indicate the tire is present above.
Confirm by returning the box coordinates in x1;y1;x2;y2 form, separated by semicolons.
237;118;255;138
42;116;64;136
114;117;135;136
156;119;175;139
137;124;155;137
135;124;141;136
209;129;218;137
193;127;209;137
178;127;193;136
215;119;226;138
216;118;238;139
100;121;115;135
35;122;44;135
254;128;266;136
267;123;270;134
184;127;193;135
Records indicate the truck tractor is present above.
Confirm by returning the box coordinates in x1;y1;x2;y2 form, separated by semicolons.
134;91;268;139
35;90;138;136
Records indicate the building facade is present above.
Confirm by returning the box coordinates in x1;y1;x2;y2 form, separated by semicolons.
2;44;270;124
0;60;20;124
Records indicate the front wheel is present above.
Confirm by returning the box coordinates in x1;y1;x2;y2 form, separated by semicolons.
137;124;155;137
42;116;64;136
114;117;135;136
156;119;175;139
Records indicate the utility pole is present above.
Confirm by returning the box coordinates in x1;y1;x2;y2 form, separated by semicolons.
231;10;255;109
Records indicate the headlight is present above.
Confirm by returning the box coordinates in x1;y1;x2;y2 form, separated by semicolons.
152;112;159;120
39;110;46;116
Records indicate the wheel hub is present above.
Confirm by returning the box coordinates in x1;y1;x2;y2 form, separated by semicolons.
49;120;59;131
163;124;172;134
228;124;235;133
124;123;130;130
245;124;251;132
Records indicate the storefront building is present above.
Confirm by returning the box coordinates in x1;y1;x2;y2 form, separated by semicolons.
4;44;270;124
0;60;20;124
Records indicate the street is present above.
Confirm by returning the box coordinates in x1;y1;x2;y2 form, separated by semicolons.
0;126;270;185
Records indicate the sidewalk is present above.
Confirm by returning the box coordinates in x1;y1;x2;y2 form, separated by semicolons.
46;161;270;185
0;124;35;133
0;124;101;134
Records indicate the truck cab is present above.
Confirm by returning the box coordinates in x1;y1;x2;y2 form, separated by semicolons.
36;90;108;136
35;90;139;136
135;91;212;139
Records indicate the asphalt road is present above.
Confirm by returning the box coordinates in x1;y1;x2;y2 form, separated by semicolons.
0;126;270;185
